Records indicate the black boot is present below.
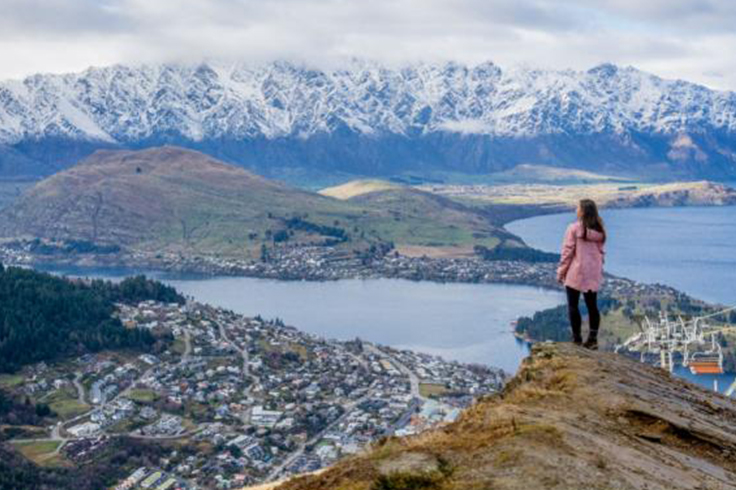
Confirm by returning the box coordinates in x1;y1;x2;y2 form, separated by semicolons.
571;327;583;346
584;330;598;350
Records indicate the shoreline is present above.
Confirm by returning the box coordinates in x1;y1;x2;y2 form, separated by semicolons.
6;235;734;380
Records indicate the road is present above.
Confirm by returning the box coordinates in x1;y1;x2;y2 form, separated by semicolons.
218;320;251;381
183;329;192;358
387;399;422;435
365;344;424;400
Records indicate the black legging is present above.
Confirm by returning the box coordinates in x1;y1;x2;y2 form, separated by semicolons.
565;287;600;341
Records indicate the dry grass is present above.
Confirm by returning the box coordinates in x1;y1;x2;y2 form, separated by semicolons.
319;180;403;200
420;181;735;209
12;440;63;466
418;383;450;398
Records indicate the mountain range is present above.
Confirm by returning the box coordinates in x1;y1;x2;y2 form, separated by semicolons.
2;61;736;180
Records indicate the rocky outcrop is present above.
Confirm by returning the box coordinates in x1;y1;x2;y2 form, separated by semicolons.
263;343;736;490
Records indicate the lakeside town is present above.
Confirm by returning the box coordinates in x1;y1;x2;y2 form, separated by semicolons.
4;299;506;489
0;240;694;303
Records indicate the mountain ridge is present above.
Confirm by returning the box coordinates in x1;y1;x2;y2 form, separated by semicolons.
2;61;736;179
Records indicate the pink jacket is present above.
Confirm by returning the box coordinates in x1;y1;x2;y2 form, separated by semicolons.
557;221;605;292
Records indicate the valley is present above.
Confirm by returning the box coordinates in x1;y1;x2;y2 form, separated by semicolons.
0;87;735;490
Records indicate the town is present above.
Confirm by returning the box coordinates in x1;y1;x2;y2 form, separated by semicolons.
5;298;506;489
0;239;685;300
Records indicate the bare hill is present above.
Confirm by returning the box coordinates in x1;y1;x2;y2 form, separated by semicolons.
0;146;359;255
0;147;512;256
265;343;736;490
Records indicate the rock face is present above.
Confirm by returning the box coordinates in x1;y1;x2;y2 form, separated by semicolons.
2;61;736;179
270;343;736;490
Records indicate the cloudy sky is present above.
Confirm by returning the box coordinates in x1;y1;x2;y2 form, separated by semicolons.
1;0;735;90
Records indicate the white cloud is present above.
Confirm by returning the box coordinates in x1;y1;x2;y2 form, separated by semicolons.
0;0;735;90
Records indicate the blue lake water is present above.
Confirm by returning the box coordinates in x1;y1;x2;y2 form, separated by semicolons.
41;266;563;375
507;206;736;306
507;206;736;393
166;277;566;374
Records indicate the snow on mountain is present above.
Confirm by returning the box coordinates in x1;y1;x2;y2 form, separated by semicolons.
2;60;736;179
1;60;735;145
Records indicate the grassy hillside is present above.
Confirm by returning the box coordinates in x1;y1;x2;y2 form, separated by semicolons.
0;148;514;257
319;180;403;199
0;147;362;256
264;343;736;490
423;180;736;209
489;163;632;184
348;186;518;253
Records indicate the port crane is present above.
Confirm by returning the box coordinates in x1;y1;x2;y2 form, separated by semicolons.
616;306;736;393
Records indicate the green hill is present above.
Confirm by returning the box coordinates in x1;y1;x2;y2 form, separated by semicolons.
0;148;513;257
343;184;520;252
0;146;361;256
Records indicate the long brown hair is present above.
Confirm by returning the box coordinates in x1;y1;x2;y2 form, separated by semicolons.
579;199;606;242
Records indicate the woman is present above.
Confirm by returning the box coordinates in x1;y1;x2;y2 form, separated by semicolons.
557;199;606;350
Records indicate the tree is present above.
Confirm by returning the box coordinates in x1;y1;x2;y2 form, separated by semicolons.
35;403;51;417
0;266;180;373
227;445;243;458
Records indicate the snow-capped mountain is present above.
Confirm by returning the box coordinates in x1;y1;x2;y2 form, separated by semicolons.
2;60;736;179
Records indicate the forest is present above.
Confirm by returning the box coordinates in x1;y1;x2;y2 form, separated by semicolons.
0;265;184;373
474;244;559;263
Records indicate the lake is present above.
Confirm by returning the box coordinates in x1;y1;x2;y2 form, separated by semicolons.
40;267;564;375
507;205;736;393
507;206;736;306
168;277;567;374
